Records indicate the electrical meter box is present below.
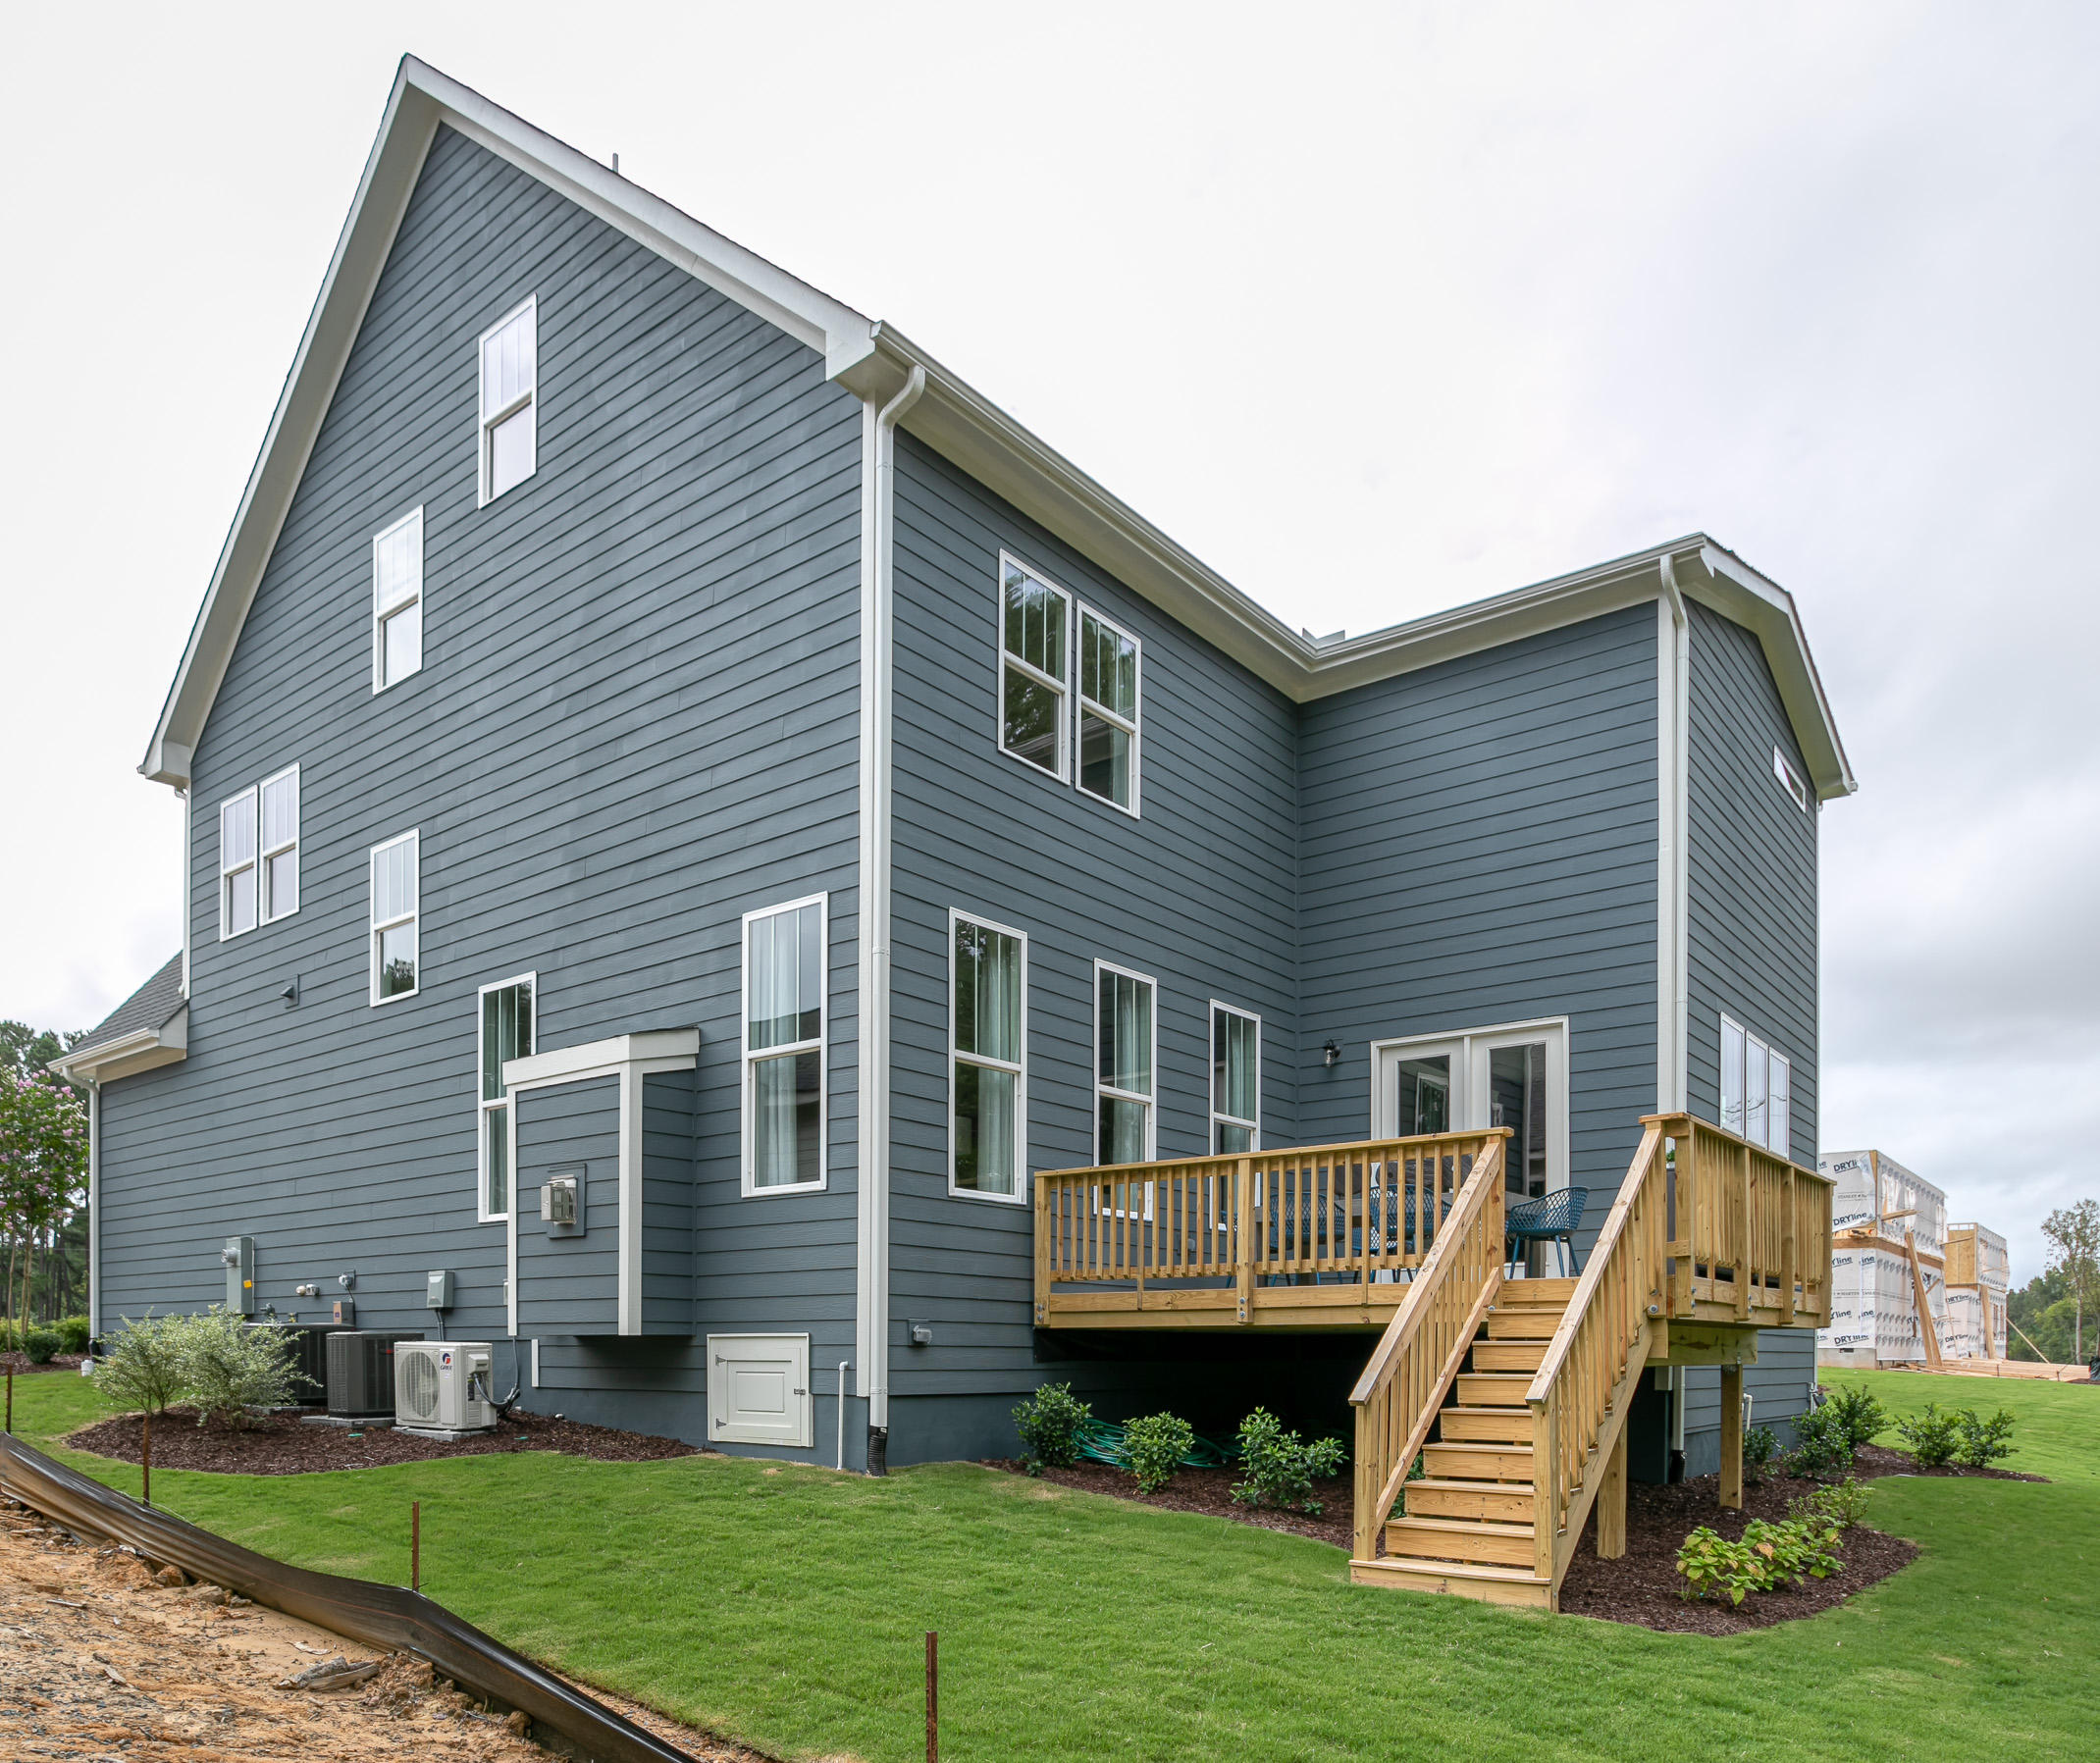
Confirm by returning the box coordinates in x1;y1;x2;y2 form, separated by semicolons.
222;1236;255;1316
426;1269;455;1311
539;1167;586;1237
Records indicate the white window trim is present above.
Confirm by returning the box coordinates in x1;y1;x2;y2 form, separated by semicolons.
1075;603;1142;818
740;892;829;1197
1772;746;1810;812
995;550;1073;784
258;762;300;925
1720;1012;1793;1159
216;785;258;942
476;971;536;1224
1092;958;1158;1166
947;908;1029;1206
370;506;424;694
1209;999;1261;1153
368;829;421;1008
477;296;538;507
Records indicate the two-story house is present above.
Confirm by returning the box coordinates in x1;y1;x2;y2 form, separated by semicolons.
60;59;1852;1609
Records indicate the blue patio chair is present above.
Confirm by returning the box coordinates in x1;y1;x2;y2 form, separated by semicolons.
1505;1188;1589;1274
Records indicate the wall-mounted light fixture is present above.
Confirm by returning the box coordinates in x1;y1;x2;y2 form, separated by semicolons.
1323;1039;1340;1067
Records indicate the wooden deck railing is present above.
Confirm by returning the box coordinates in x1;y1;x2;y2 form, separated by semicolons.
1346;1133;1509;1560
1033;1130;1503;1325
1659;1113;1834;1326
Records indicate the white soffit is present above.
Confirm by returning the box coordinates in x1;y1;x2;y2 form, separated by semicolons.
142;59;1854;804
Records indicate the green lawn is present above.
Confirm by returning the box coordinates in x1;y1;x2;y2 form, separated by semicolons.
9;1369;2096;1762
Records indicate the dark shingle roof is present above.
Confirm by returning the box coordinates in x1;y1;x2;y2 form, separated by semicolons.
74;954;186;1054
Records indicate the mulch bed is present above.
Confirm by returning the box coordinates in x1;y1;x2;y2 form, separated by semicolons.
986;1444;2045;1634
67;1405;703;1474
0;1352;87;1375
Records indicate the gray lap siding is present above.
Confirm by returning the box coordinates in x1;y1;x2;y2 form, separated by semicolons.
95;127;864;1444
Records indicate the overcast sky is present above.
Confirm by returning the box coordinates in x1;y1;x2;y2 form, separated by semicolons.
4;4;2093;1281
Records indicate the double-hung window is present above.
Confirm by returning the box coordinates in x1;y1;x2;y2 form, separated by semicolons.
218;789;258;939
477;975;534;1221
479;298;537;503
258;765;299;922
744;896;825;1193
951;913;1025;1200
1095;962;1156;1164
1076;608;1140;813
999;556;1069;778
372;508;423;691
370;831;420;1004
1211;1003;1260;1153
1720;1014;1791;1160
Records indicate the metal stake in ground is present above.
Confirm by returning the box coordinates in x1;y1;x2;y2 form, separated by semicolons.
141;1412;151;1509
411;1499;420;1592
925;1630;937;1763
6;1366;12;1434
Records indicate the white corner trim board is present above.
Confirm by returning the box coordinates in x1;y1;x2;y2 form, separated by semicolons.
500;1029;699;1336
1655;558;1691;1115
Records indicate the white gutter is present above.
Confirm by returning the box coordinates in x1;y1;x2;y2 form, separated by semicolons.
855;363;925;1459
86;1081;100;1342
1655;555;1692;1113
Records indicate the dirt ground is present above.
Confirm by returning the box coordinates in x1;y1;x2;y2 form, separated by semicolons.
0;1493;763;1762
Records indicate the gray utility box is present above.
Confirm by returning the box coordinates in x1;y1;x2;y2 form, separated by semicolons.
222;1236;255;1315
324;1330;424;1418
426;1270;455;1311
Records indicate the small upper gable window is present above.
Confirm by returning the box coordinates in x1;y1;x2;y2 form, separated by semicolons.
372;508;423;691
1772;747;1810;812
219;787;258;939
1076;607;1140;814
479;298;538;504
1000;556;1069;780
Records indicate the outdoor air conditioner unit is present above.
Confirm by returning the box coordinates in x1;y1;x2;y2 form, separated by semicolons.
325;1330;424;1418
394;1340;497;1437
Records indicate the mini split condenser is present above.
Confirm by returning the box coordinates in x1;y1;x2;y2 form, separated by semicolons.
393;1340;497;1434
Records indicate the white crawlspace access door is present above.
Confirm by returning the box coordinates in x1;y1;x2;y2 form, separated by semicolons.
1370;1018;1569;1199
707;1333;813;1448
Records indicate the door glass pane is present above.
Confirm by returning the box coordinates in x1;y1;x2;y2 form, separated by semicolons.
752;1049;821;1186
1099;1095;1148;1165
1395;1056;1449;1135
954;1061;1017;1194
1489;1043;1547;1195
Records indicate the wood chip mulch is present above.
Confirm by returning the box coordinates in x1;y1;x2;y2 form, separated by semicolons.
987;1443;2045;1634
1;1352;88;1376
67;1406;704;1475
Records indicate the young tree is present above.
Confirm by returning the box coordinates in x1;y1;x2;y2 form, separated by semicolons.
2040;1199;2100;1364
0;1071;88;1327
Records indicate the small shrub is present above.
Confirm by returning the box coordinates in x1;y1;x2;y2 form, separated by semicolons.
1893;1402;1964;1469
1786;1402;1855;1479
1743;1425;1778;1485
1675;1527;1763;1605
24;1326;61;1365
1788;1475;1872;1530
1748;1517;1843;1586
1231;1408;1345;1514
1955;1408;2016;1470
56;1316;91;1354
93;1313;190;1416
1123;1411;1195;1494
1013;1382;1091;1473
182;1309;303;1426
1819;1385;1890;1453
1676;1517;1843;1604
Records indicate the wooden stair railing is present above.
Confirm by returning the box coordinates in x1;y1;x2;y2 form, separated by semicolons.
1524;1120;1667;1589
1347;1132;1510;1564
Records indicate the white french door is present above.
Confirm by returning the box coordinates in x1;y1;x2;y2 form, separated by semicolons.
1370;1017;1570;1199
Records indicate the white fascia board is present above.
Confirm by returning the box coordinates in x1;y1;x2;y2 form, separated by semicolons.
503;1028;699;1090
53;1007;189;1085
141;56;876;790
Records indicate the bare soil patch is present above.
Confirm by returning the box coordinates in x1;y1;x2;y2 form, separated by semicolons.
68;1406;703;1475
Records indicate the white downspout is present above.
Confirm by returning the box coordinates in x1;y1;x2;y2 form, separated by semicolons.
855;362;925;1469
86;1079;100;1345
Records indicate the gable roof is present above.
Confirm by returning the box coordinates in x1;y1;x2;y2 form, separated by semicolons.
144;57;1854;802
52;953;189;1086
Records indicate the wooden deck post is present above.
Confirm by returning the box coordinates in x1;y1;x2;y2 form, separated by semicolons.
1595;1422;1628;1560
1718;1362;1744;1511
1033;1179;1051;1326
1234;1157;1254;1323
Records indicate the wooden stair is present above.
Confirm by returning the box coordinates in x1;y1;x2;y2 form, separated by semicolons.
1372;1277;1577;1609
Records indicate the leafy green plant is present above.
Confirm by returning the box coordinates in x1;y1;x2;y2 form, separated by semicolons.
1955;1408;2017;1469
1675;1527;1763;1604
55;1316;90;1354
23;1325;60;1365
1123;1411;1196;1494
1894;1402;1964;1469
181;1308;302;1426
1748;1517;1843;1586
1818;1384;1891;1453
1013;1382;1092;1473
91;1312;190;1416
1787;1476;1871;1530
1676;1517;1843;1604
1231;1409;1345;1514
1786;1402;1855;1479
1744;1424;1778;1485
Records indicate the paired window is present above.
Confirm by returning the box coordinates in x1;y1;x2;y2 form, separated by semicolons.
1772;747;1811;812
743;896;826;1193
477;975;535;1221
1210;1004;1260;1153
369;831;420;1005
479;298;538;503
998;555;1142;813
1720;1014;1791;1160
372;508;424;691
951;914;1025;1200
217;765;299;938
1094;962;1156;1164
